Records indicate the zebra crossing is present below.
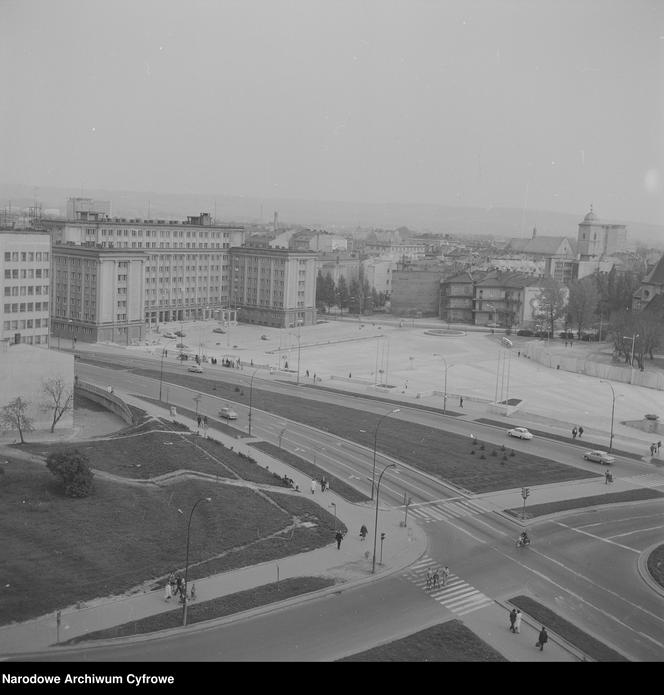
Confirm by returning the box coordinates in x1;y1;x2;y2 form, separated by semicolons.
404;555;493;617
407;496;491;524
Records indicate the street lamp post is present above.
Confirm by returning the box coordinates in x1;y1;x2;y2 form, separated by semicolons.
329;502;337;532
372;463;396;574
600;380;616;453
433;354;448;414
371;408;400;500
623;333;639;383
182;497;211;626
248;368;259;437
159;348;167;401
295;320;303;386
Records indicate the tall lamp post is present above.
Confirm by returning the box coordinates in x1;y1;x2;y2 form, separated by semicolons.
182;496;211;626
295;319;303;386
371;407;400;500
159;348;167;401
623;333;639;383
600;380;616;453
248;368;259;437
372;463;396;574
433;353;448;414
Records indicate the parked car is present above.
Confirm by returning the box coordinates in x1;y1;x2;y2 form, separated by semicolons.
507;427;533;440
175;330;186;337
162;331;177;339
516;329;534;336
218;406;238;420
583;450;615;464
213;328;225;334
260;334;269;340
187;364;203;373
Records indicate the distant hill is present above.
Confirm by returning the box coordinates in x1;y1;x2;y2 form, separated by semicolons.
1;182;662;247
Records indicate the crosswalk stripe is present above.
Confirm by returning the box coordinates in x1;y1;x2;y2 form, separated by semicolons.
455;598;494;616
438;589;478;604
443;593;487;609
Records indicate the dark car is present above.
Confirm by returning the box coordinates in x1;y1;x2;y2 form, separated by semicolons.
516;329;534;336
175;330;186;337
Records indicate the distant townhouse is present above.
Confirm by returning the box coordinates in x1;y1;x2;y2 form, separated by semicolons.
632;253;664;312
473;271;545;328
439;270;486;324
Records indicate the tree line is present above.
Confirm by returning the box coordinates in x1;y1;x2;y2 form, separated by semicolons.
316;269;388;314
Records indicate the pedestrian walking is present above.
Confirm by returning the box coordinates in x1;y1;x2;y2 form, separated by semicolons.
509;608;517;633
578;426;584;438
335;530;343;550
203;415;208;427
164;582;172;602
168;572;177;596
197;415;202;428
459;396;464;408
310;479;316;495
515;610;522;633
650;443;656;456
536;626;548;651
605;469;611;484
658;441;662;453
425;569;432;590
572;427;577;439
306;369;310;378
190;583;196;601
442;565;450;586
432;569;440;590
360;524;368;540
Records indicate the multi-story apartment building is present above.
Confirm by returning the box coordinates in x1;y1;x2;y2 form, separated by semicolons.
52;245;145;343
473;271;544;328
41;212;244;341
1;230;51;347
229;247;317;328
439;271;486;324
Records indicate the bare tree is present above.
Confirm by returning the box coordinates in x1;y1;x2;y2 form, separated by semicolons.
1;396;34;444
567;277;599;338
41;376;74;433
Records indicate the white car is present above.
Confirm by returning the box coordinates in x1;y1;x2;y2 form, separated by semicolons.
507;427;533;440
187;364;203;373
162;331;177;339
219;406;238;420
583;450;615;465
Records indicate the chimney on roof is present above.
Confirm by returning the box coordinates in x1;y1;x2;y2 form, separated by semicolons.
532;226;537;239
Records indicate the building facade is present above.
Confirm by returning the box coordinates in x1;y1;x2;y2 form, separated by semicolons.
1;230;52;347
229;247;317;328
577;206;626;261
41;212;244;340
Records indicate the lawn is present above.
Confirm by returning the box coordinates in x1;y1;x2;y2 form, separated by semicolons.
17;419;274;484
504;487;664;518
340;619;506;661
646;544;664;590
250;441;370;503
508;596;628;661
0;457;341;625
128;367;595;493
62;577;335;645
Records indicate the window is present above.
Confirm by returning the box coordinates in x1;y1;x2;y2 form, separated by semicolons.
4;252;10;262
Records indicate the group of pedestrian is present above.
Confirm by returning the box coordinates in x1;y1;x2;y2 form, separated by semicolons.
320;477;329;493
571;425;584;439
165;572;195;604
196;415;208;431
649;441;661;456
509;608;549;652
425;566;449;590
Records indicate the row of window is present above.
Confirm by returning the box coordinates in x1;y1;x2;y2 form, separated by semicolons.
3;302;49;313
4;285;50;297
4;268;49;279
2;318;48;330
96;229;233;239
3;251;49;262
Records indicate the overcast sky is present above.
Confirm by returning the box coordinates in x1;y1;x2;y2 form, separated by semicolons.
1;0;662;224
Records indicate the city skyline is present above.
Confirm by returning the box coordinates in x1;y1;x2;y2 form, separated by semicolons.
1;0;662;226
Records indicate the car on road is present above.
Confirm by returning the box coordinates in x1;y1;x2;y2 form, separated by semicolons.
260;334;269;340
218;406;238;420
507;427;533;440
583;450;615;464
162;331;177;339
213;328;225;334
187;364;203;373
175;330;186;337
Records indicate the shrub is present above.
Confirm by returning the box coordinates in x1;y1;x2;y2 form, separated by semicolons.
46;450;94;498
491;450;497;456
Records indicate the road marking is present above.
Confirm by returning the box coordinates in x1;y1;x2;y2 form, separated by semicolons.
404;555;493;617
554;521;639;553
575;513;664;529
492;545;664;651
606;525;664;540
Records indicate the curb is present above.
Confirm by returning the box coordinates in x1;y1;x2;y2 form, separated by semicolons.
636;542;664;599
498;599;590;662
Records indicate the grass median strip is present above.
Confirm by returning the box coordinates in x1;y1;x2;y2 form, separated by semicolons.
339;619;506;661
646;544;664;590
250;441;370;503
508;595;628;661
61;577;335;645
504;487;664;518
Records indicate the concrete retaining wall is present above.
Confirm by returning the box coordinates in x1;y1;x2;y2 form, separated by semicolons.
75;380;135;425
